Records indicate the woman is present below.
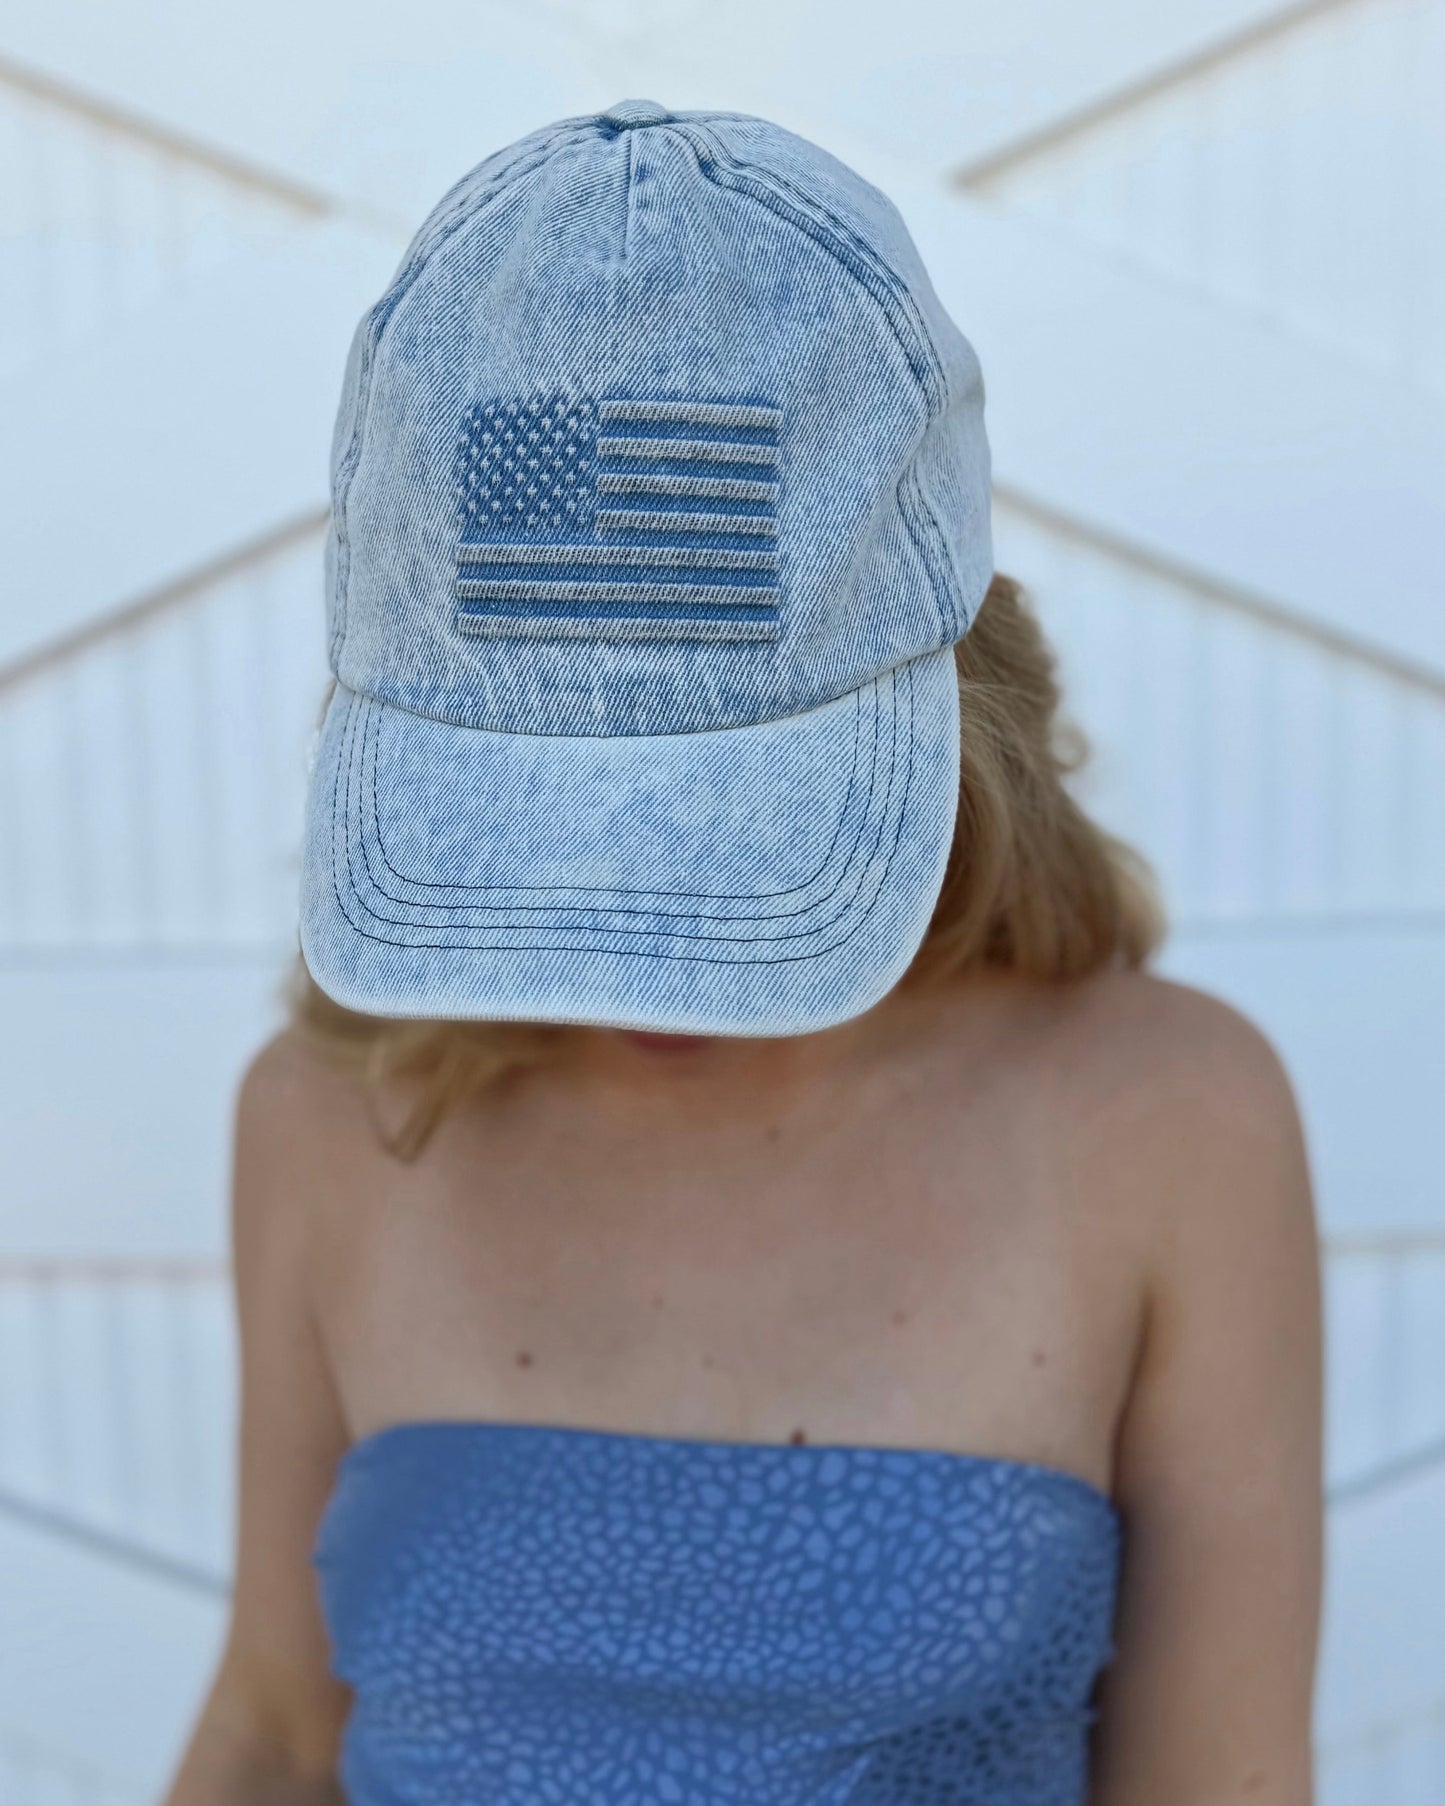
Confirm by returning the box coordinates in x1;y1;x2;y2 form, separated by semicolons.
166;101;1322;1805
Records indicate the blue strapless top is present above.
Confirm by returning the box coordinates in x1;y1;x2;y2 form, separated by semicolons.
313;1421;1122;1806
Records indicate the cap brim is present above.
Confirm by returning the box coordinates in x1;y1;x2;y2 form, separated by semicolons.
300;648;960;1036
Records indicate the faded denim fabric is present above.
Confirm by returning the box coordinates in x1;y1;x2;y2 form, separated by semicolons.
300;100;992;1033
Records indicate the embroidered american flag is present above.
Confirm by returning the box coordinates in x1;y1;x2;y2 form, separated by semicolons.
453;394;781;642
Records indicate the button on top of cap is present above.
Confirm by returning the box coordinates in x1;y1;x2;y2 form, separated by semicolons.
599;98;673;130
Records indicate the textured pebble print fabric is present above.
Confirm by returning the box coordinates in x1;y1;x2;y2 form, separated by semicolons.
313;1423;1122;1806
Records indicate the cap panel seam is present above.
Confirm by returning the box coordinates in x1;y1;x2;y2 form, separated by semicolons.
329;125;589;672
672;119;960;643
624;123;638;263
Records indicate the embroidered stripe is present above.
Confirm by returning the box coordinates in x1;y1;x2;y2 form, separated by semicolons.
597;399;781;430
458;614;779;643
598;436;777;465
596;472;778;503
456;543;777;570
458;580;780;606
597;509;777;537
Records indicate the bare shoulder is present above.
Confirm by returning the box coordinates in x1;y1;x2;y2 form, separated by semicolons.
1042;967;1316;1276
230;1026;382;1264
1049;980;1323;1794
236;1024;375;1151
1055;967;1301;1134
922;964;1304;1154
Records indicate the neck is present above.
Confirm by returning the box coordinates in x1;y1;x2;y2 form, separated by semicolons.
560;1005;892;1116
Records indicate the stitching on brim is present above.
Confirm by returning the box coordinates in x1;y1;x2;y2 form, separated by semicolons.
325;667;913;964
363;685;869;907
338;672;896;940
350;689;879;929
325;663;915;965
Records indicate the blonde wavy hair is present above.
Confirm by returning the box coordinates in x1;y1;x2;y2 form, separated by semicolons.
291;572;1164;1156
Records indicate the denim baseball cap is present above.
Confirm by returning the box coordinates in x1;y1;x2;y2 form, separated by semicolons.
300;100;992;1034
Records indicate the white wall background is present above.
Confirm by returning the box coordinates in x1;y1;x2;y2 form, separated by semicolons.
1;3;1442;1800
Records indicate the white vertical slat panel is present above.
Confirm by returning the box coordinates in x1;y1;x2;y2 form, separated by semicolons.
1325;1255;1400;1487
1273;14;1339;353
0;527;328;950
1;678;81;943
969;0;1445;392
1319;1465;1445;1769
0;1287;52;1499
1196;45;1270;313
0;961;285;1258
1116;85;1197;276
121;1284;192;1559
1194;604;1270;921
117;632;163;934
65;650;146;943
0;1273;234;1575
0;1507;226;1805
35;100;97;349
0;215;388;668
1394;1251;1445;1454
1121;564;1207;911
0;1278;221;1565
130;610;218;945
199;567;285;943
1419;0;1445;393
1335;657;1410;915
1402;695;1445;907
0;1741;144;1806
0;89;35;371
1272;644;1340;917
0;70;315;380
993;499;1445;930
162;1281;237;1573
255;548;330;928
105;136;170;317
46;1285;115;1528
101;1286;149;1539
